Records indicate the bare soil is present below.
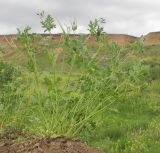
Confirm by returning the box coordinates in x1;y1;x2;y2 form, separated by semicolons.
107;34;137;45
0;34;137;58
1;32;160;58
0;130;104;153
144;31;160;45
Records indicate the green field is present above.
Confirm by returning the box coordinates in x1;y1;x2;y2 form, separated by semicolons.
0;15;160;153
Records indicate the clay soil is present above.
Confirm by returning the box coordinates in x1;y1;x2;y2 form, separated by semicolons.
0;130;104;153
143;31;160;45
1;32;160;58
0;33;138;58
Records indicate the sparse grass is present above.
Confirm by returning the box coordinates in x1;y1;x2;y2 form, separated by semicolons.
86;44;160;152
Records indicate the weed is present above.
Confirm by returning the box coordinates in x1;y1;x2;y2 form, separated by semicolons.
0;12;158;153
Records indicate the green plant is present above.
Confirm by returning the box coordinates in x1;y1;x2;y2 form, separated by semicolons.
1;14;113;137
37;11;56;33
131;40;144;53
0;61;19;90
71;19;78;34
88;18;106;41
0;12;155;153
0;43;5;54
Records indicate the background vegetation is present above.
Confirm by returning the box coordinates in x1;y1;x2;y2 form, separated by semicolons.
0;12;160;153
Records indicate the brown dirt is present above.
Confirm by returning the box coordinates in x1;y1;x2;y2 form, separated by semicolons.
0;130;104;153
144;31;160;45
0;35;17;58
107;34;138;45
0;33;138;46
1;32;160;58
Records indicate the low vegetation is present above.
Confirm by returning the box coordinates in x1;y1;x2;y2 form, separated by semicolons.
0;12;160;152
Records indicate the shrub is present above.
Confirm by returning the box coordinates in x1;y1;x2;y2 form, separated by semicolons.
0;61;19;90
0;13;150;140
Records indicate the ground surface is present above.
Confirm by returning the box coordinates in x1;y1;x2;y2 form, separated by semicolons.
0;33;160;153
1;32;160;56
1;32;160;57
0;130;104;153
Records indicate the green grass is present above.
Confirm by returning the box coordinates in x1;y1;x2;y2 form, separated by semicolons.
85;45;160;152
1;42;160;153
23;45;160;153
0;17;160;153
8;43;153;152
